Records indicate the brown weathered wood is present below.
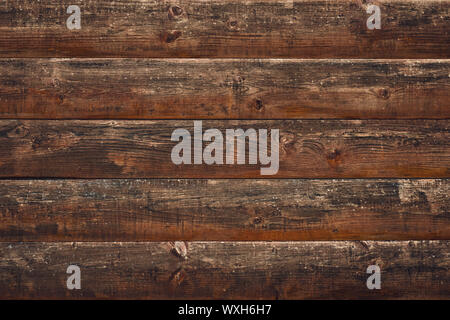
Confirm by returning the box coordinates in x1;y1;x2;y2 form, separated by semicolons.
0;59;449;119
0;0;448;58
0;241;448;299
0;179;448;241
0;120;448;178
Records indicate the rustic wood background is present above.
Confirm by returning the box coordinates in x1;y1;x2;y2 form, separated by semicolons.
0;0;448;300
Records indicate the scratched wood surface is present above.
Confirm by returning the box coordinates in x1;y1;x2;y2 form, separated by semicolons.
0;241;448;299
0;0;449;58
0;120;448;178
0;0;449;301
0;179;448;241
0;59;449;119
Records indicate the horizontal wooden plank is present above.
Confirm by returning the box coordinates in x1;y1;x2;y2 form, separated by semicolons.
0;1;448;58
0;179;448;241
0;241;448;299
1;59;449;119
0;120;448;178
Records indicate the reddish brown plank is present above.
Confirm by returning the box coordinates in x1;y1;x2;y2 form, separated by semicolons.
0;59;449;119
0;0;448;58
0;241;448;299
0;179;448;241
0;120;448;178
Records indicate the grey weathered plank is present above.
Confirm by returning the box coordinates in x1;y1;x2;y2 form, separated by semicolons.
0;0;448;58
0;241;448;299
0;179;448;241
0;59;449;119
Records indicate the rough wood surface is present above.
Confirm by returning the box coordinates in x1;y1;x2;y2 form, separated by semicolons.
0;0;448;58
0;241;448;299
1;59;449;119
0;0;448;302
0;120;448;178
0;179;448;241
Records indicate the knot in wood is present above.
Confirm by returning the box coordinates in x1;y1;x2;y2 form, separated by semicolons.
160;31;182;43
378;88;390;100
170;241;188;260
168;6;184;19
255;99;264;111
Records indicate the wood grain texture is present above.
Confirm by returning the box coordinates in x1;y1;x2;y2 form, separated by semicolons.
0;241;448;299
1;59;449;119
0;179;448;241
0;0;448;58
0;120;448;178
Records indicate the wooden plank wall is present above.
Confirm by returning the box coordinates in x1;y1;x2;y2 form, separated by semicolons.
0;0;449;300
